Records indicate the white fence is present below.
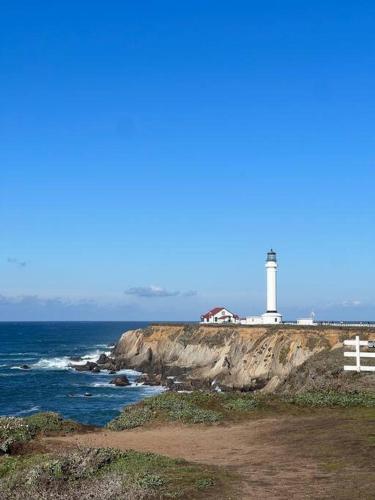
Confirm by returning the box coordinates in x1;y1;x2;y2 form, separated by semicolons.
344;336;375;372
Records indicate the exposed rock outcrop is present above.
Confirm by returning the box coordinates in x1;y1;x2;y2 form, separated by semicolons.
110;375;130;387
112;324;375;391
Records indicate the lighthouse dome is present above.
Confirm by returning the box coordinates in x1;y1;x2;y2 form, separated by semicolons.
267;249;277;262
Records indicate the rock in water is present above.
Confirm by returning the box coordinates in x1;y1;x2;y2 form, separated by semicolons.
20;364;30;370
109;375;130;387
135;373;162;386
73;361;98;372
97;353;110;365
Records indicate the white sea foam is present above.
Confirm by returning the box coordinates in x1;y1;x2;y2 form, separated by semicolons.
31;350;111;370
8;352;40;356
90;381;112;388
15;406;40;415
115;369;142;377
89;381;139;388
31;357;72;370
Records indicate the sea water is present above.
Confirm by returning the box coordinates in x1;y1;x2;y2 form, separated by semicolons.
0;322;164;426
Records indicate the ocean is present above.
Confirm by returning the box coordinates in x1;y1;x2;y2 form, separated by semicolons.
0;322;164;426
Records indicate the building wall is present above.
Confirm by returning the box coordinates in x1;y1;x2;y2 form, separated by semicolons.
241;316;264;325
202;308;239;324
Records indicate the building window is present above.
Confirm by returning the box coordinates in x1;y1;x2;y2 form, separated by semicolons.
275;318;277;323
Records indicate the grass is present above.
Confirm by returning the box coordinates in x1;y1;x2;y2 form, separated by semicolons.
106;407;153;430
0;412;84;454
286;390;375;408
107;391;262;430
0;447;228;499
107;389;375;432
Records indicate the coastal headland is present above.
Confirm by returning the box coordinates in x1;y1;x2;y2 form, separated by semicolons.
112;323;375;393
3;323;375;498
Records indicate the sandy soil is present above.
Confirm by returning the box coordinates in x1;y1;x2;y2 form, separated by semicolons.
45;412;375;500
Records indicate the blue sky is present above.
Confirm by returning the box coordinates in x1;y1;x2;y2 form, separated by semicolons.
1;1;374;320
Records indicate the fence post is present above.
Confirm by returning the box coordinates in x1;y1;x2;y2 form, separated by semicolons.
355;335;361;372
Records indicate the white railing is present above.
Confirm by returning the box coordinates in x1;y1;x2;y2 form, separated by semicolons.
344;336;375;372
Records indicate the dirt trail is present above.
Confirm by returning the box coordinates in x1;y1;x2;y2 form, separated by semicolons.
45;414;375;499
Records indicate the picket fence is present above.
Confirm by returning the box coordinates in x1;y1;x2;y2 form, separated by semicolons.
344;336;375;372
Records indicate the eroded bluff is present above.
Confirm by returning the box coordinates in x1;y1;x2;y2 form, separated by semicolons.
112;324;374;391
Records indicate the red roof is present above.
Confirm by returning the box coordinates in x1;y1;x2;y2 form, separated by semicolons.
201;307;239;320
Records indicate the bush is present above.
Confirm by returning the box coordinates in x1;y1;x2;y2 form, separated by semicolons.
137;473;165;490
25;412;79;435
106;391;266;430
168;405;221;424
106;406;153;431
287;391;375;408
0;417;32;454
144;392;222;424
223;396;258;412
0;412;82;455
0;448;223;499
196;477;215;490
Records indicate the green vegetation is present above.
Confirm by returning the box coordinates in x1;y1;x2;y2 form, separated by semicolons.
286;390;375;408
0;412;83;454
223;396;258;412
107;391;261;430
0;417;32;454
0;447;224;499
25;411;81;435
108;389;375;432
107;406;153;430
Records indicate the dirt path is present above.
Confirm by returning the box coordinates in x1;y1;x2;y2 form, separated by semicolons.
45;413;375;499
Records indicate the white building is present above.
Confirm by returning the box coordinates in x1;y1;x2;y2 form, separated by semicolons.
241;249;283;325
201;307;240;324
200;250;283;326
297;313;317;326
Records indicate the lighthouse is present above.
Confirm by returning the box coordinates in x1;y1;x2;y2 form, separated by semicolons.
261;249;282;324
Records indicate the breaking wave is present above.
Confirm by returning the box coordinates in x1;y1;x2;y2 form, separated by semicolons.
15;406;40;416
31;350;111;370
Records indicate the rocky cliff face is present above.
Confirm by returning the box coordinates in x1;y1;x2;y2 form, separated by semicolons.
113;324;375;391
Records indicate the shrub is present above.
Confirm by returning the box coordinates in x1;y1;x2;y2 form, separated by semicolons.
168;405;221;424
106;406;153;431
25;412;79;435
137;473;165;490
223;396;258;412
0;448;222;499
0;412;83;455
196;477;215;490
144;392;222;424
0;417;32;454
287;391;375;408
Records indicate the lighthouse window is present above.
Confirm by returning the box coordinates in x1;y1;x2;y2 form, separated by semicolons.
275;318;277;323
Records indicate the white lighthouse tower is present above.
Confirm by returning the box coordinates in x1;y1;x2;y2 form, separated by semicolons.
261;249;282;324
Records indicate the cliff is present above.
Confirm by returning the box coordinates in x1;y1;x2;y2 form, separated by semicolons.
113;324;375;391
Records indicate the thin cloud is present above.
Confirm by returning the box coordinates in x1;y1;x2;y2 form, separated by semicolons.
0;294;140;321
7;257;27;268
124;286;180;298
124;286;197;298
342;299;362;308
182;290;198;297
